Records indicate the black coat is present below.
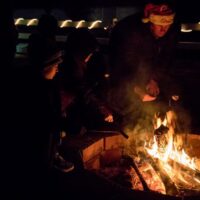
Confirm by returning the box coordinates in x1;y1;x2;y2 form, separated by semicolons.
109;13;180;88
11;66;61;195
108;13;180;126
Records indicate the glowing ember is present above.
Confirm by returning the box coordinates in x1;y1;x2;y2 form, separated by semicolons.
133;157;166;194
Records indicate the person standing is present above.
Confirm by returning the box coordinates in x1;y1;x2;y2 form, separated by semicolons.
59;28;114;136
108;0;181;130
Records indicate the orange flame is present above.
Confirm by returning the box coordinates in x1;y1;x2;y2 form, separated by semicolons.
144;110;200;190
146;110;198;170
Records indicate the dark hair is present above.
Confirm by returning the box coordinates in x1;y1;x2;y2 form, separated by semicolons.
28;35;61;70
38;14;58;36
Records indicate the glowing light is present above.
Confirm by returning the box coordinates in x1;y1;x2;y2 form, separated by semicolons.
76;20;85;28
104;73;110;78
27;18;38;26
181;28;192;32
15;18;24;25
88;20;102;29
60;20;72;28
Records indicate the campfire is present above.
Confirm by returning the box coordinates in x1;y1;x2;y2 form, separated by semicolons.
61;107;200;199
93;110;200;198
144;110;200;195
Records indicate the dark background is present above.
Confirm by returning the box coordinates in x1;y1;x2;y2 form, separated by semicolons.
11;0;200;23
2;0;200;132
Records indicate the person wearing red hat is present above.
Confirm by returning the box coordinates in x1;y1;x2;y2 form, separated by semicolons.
142;3;176;38
108;1;182;130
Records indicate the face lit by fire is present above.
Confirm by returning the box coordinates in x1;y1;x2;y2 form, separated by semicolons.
42;57;63;80
150;23;171;38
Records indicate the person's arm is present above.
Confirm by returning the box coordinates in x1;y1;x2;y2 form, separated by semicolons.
80;84;114;123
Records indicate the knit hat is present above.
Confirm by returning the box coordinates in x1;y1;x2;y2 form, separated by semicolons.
28;35;62;70
142;3;175;25
65;28;98;61
43;48;63;67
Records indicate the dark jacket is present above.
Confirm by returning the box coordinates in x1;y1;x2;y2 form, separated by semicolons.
60;52;111;121
109;13;180;89
60;28;112;123
11;66;61;195
108;13;180;126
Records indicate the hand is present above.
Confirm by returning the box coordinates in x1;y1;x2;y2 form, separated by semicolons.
146;79;160;97
172;95;179;101
142;94;157;102
104;114;114;123
134;86;157;102
99;106;114;123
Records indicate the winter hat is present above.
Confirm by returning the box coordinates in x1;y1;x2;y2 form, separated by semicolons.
65;28;99;61
28;36;62;70
142;3;175;25
43;48;63;67
38;13;58;36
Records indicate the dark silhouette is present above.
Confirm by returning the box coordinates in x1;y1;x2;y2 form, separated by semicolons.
108;0;185;132
27;13;58;66
59;28;114;136
1;2;18;197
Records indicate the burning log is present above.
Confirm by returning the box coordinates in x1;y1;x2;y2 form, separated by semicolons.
165;158;200;191
154;124;169;152
98;157;144;190
119;155;167;194
120;155;149;191
143;148;200;196
129;166;144;191
132;156;166;195
141;152;179;196
154;124;169;135
167;157;200;179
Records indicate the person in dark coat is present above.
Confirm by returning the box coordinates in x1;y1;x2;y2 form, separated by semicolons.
108;0;181;130
59;28;113;136
11;36;77;198
27;13;58;65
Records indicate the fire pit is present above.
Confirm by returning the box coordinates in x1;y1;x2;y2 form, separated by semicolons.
60;126;200;199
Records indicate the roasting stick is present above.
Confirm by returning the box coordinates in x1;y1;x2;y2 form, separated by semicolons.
87;130;129;139
130;159;150;192
121;155;150;191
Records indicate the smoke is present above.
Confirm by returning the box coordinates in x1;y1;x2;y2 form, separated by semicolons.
107;61;192;156
108;81;191;156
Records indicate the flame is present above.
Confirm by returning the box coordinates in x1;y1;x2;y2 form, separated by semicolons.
145;110;200;190
146;110;198;170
